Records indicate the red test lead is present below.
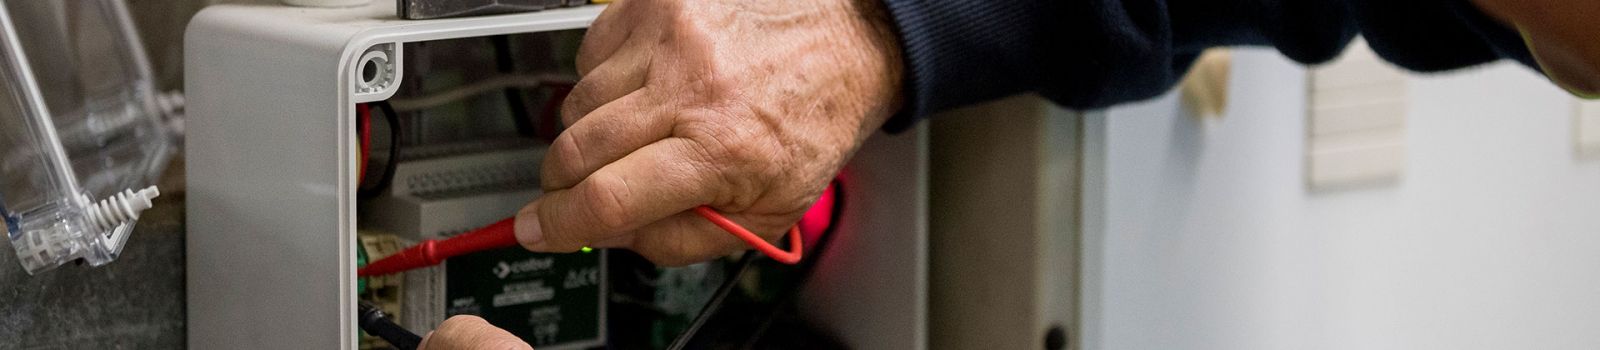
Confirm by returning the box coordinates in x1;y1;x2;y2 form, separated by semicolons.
357;218;518;277
359;182;836;277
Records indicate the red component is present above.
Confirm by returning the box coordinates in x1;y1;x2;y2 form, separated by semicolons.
358;218;517;277
357;103;372;181
798;182;838;247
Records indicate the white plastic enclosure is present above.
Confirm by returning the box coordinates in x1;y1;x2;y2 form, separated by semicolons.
187;2;929;349
186;4;603;349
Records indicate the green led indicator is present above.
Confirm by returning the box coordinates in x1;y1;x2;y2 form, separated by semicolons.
580;246;593;253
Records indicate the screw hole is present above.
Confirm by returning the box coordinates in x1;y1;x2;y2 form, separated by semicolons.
362;60;379;85
356;49;392;92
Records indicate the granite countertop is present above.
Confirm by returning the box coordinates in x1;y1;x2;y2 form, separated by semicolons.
0;165;187;349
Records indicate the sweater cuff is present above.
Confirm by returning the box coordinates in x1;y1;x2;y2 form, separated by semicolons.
877;0;1048;132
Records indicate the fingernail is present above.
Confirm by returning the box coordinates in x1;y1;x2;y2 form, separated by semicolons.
515;203;545;250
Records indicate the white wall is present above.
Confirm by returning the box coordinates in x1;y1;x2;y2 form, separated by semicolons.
1081;49;1600;349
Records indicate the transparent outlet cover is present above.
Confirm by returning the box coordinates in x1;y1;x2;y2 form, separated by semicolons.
0;0;172;274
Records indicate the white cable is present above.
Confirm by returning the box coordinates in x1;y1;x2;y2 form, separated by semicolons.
386;73;577;112
155;90;185;120
81;186;160;233
156;90;186;138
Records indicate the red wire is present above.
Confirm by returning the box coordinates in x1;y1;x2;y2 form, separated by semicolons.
693;206;803;265
357;103;372;181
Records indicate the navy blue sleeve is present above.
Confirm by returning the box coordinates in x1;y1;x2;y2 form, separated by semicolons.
877;0;1538;131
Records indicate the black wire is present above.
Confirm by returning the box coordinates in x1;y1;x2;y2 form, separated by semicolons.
358;301;422;350
667;252;761;350
359;101;402;199
490;35;536;137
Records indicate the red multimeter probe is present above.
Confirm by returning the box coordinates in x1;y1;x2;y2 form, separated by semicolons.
359;182;838;277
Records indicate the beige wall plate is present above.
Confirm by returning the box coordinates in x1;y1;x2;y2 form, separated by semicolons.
1577;99;1600;156
1306;39;1408;189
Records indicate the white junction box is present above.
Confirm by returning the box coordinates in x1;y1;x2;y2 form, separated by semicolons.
185;4;603;349
186;2;929;349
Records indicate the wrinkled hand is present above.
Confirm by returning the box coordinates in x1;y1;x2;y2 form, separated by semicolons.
514;0;903;265
1473;0;1600;96
418;315;532;350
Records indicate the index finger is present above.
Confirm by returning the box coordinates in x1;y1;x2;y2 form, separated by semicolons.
517;137;724;252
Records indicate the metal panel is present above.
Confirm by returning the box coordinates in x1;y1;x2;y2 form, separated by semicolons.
928;95;1081;350
800;127;930;350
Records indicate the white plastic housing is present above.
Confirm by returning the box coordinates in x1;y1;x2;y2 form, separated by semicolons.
186;3;929;349
185;4;603;349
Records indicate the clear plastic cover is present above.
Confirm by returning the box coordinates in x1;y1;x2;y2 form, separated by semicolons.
0;0;171;274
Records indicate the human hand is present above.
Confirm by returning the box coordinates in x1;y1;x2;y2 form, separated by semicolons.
515;0;903;265
1473;0;1600;96
418;315;532;350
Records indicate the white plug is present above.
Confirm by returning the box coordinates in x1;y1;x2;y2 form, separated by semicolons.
82;186;161;233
